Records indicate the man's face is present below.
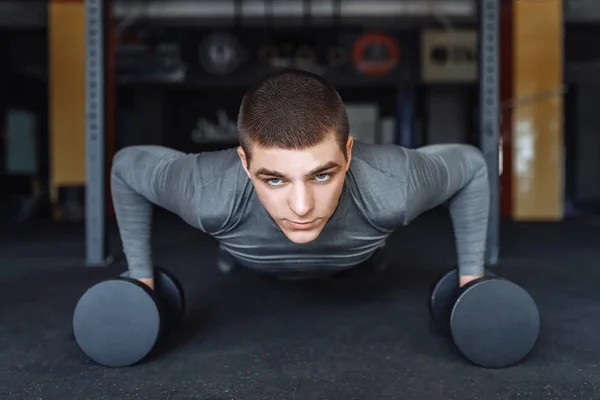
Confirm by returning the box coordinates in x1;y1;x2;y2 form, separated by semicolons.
238;133;353;244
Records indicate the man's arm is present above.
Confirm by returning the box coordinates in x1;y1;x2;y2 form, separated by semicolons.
110;145;207;282
404;144;490;285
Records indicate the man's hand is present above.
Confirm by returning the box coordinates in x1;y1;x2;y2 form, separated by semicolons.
459;274;484;288
137;278;154;290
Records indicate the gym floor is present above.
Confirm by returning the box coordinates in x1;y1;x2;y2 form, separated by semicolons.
1;211;599;400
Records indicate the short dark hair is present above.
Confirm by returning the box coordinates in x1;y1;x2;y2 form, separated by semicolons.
237;69;349;164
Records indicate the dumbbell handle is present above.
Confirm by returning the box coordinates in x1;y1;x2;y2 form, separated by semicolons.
120;270;155;290
485;269;497;278
122;267;185;332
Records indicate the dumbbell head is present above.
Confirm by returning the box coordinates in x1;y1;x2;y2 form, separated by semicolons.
73;267;186;367
154;266;186;332
429;268;498;334
429;268;460;334
430;268;540;368
450;276;540;369
73;277;162;368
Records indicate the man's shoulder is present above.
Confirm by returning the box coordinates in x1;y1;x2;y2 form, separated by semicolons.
185;147;242;186
192;146;239;171
188;147;253;233
347;141;409;229
350;141;409;179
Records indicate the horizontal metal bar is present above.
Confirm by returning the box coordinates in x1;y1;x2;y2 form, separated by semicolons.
114;0;476;21
0;2;46;28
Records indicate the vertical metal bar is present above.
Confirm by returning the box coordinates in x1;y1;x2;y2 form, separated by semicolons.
395;86;416;148
85;0;107;267
479;0;500;265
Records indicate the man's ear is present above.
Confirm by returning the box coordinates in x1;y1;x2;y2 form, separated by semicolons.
345;136;354;171
237;146;251;177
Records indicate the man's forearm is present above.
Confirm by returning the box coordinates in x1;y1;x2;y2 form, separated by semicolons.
110;148;156;280
447;156;489;278
406;144;490;279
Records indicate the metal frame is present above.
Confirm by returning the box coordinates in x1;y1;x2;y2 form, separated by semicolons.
83;0;501;266
85;0;108;267
479;0;500;266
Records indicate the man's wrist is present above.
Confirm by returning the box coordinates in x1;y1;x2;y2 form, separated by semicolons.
136;277;154;290
459;274;484;287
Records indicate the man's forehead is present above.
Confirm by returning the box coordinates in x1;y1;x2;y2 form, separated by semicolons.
253;140;338;158
249;131;339;154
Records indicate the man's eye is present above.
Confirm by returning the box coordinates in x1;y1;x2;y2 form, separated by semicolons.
315;174;330;182
267;178;284;186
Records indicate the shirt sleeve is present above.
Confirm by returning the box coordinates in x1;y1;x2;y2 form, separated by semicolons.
110;145;225;279
404;144;490;277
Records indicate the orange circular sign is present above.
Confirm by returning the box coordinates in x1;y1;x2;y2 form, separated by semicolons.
352;33;400;77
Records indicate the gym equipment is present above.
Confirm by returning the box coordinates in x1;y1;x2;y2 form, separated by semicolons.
199;32;242;76
153;267;186;330
429;268;540;369
72;267;186;368
429;269;461;334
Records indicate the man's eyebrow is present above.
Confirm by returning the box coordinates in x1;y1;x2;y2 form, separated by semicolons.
255;168;286;178
255;161;341;178
307;161;341;176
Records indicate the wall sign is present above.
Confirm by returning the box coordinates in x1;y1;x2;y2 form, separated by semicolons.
421;29;478;84
352;33;400;77
199;32;244;76
163;89;244;152
191;108;238;144
566;0;600;23
116;28;417;87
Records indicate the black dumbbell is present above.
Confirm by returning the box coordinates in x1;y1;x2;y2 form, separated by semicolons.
72;266;186;368
429;268;540;369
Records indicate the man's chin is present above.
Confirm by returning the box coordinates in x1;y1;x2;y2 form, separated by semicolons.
280;228;323;244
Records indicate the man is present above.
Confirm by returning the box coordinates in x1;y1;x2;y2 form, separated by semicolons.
111;69;489;290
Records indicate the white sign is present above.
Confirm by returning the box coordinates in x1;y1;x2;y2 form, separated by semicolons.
421;29;478;83
191;109;238;144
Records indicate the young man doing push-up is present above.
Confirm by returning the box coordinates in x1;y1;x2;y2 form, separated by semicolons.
110;69;489;289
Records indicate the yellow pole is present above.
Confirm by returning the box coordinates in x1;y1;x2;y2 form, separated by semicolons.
512;0;564;220
48;0;86;213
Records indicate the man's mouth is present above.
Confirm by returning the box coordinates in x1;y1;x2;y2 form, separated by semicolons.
287;220;318;230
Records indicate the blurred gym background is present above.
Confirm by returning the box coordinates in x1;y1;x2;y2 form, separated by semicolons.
0;0;593;229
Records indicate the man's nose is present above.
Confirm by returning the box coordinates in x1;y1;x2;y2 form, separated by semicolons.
289;184;314;217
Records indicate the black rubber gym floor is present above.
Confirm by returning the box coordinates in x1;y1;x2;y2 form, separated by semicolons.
1;211;599;400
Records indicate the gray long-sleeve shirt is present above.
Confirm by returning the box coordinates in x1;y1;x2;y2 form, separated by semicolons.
110;141;489;279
